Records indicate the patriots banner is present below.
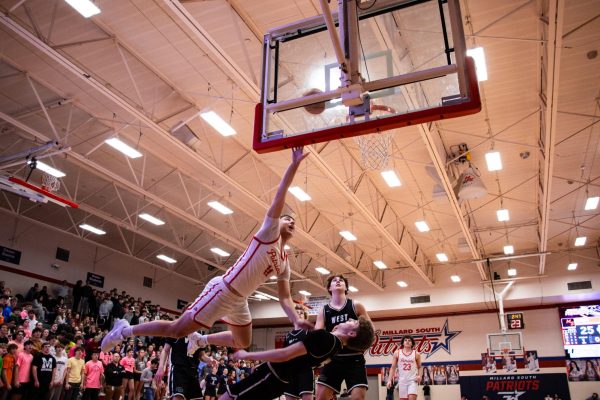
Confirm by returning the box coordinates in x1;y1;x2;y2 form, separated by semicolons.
459;373;570;400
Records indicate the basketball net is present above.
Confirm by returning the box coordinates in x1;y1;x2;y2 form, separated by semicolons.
41;172;60;192
354;104;395;170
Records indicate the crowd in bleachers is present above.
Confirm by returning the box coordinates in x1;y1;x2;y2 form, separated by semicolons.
0;279;255;400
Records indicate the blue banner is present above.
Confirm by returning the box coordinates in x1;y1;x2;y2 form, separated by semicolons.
459;373;570;400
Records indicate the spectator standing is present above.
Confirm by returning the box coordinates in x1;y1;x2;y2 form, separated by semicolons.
140;358;158;400
12;340;34;400
64;347;85;400
49;343;67;400
423;383;431;400
1;343;17;399
203;366;219;400
133;347;147;400
81;350;103;400
72;281;83;314
31;342;56;399
103;353;124;400
120;349;135;400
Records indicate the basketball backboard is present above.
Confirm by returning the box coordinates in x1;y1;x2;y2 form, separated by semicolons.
0;175;78;208
253;0;481;153
487;332;524;357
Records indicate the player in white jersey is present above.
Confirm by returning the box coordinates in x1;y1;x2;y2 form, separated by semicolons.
387;336;421;400
101;147;313;354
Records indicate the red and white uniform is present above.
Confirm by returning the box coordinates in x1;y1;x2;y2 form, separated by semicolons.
396;349;418;399
188;216;290;328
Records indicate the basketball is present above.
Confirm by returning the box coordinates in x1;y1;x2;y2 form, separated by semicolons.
302;88;326;115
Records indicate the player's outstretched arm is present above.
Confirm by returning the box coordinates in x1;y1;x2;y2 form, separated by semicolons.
354;301;371;322
277;278;314;330
232;342;307;363
266;147;308;219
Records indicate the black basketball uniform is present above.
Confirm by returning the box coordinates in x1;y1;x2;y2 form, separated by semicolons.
282;329;314;399
227;329;342;399
316;299;368;393
166;337;203;399
203;372;219;397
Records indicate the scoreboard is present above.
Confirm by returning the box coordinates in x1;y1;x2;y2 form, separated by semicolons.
560;305;600;358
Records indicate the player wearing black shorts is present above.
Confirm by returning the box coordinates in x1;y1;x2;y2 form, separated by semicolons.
316;274;372;400
220;317;375;400
156;337;202;399
203;366;219;400
284;305;313;400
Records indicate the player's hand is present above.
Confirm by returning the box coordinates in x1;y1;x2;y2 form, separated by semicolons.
295;319;314;331
34;381;40;388
65;383;70;390
291;147;309;165
386;380;391;389
416;376;422;384
231;350;249;361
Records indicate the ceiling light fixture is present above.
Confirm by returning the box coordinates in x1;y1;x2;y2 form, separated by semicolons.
485;151;503;171
139;213;165;226
315;266;330;275
451;275;461;283
207;201;233;215
507;267;517;277
496;209;510;222
415;220;430;232
466;47;488;81
105;138;142;159
348;286;358;292
339;231;357;241
156;254;176;264
79;224;105;235
65;0;101;18
436;253;449;262
255;290;279;301
585;196;599;210
288;186;311;201
211;247;230;257
200;111;236;136
373;260;387;269
567;263;578;271
380;170;402;187
284;245;291;250
503;245;514;255
574;236;586;247
396;280;408;287
28;160;66;178
299;290;311;296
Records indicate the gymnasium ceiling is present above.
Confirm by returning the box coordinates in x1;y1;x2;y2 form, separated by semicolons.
0;0;598;308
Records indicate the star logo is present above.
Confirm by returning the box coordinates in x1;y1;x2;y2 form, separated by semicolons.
498;390;526;399
426;319;461;359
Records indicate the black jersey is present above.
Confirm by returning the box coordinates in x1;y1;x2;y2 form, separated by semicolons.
105;363;125;386
165;337;198;368
270;329;342;382
204;373;219;389
284;329;307;347
323;299;361;355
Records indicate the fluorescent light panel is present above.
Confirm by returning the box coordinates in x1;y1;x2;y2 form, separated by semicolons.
567;263;578;271
139;213;165;226
415;220;430;232
339;231;357;241
397;280;408;288
105;138;142;159
211;247;230;257
156;254;176;264
288;186;311;201
255;290;279;301
381;170;402;188
451;275;461;283
255;294;269;300
466;47;488;81
299;290;311;296
64;0;100;18
496;209;510;222
485;151;503;171
507;268;517;277
348;286;358;292
269;275;277;280
284;245;291;250
207;201;233;215
585;196;599;210
436;253;449;262
503;245;514;255
200;111;236;136
315;266;330;275
574;236;586;247
29;160;66;178
373;260;387;269
79;224;105;235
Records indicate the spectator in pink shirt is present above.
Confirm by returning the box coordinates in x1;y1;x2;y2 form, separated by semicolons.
12;340;33;400
82;349;104;400
120;349;135;400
